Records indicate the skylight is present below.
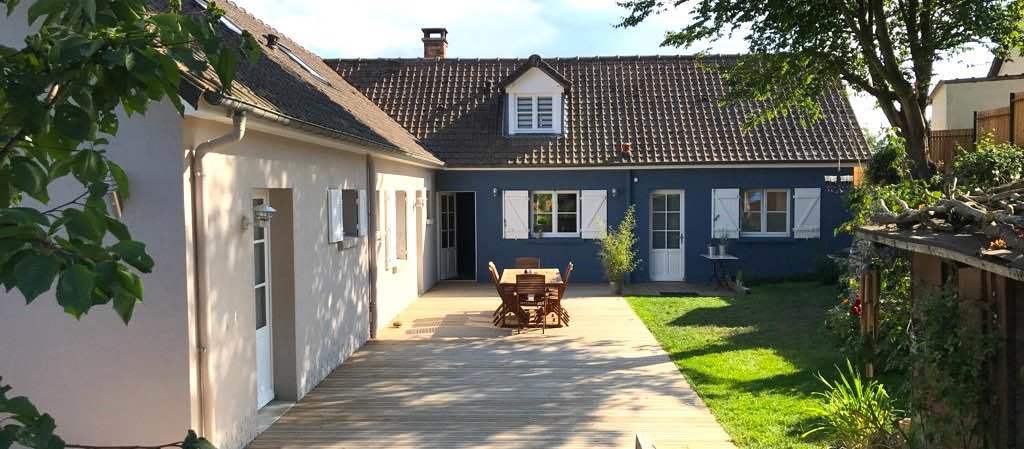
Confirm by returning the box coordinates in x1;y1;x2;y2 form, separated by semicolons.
278;44;331;85
193;0;243;35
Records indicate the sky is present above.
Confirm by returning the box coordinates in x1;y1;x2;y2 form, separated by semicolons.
232;0;997;134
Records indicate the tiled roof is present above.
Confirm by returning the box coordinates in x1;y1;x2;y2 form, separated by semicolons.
177;0;442;166
328;55;870;168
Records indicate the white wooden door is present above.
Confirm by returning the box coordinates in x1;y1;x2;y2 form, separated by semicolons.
438;193;458;279
650;190;685;281
252;193;274;409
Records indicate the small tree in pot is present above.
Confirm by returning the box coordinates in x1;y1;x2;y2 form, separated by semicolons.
599;205;640;294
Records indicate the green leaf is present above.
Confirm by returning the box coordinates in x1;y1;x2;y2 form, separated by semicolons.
105;217;131;240
56;264;95;318
53;104;92;140
80;0;96;23
110;240;154;272
62;209;104;241
107;161;130;200
12;254;60;304
71;150;105;183
26;0;63;24
111;287;136;324
0;395;40;419
10;157;48;202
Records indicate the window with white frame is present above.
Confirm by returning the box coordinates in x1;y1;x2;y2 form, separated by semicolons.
532;191;578;237
513;95;556;133
741;189;790;236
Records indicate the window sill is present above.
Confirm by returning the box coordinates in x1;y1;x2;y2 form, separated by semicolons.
335;236;363;250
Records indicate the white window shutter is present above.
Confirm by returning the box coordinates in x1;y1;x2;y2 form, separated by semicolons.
793;188;821;239
328;189;344;243
502;190;529;239
711;189;740;239
580;190;608;239
357;189;368;237
386;191;397;265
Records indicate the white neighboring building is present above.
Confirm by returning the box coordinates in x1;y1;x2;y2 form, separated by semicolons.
0;2;441;449
930;50;1024;130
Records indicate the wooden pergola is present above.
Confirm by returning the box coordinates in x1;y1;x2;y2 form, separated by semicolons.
855;225;1024;448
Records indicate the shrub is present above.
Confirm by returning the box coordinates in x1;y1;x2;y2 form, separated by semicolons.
598;205;639;282
804;360;905;449
866;132;911;186
951;133;1024;191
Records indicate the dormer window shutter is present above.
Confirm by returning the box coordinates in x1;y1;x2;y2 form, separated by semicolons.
516;97;533;129
537;96;553;129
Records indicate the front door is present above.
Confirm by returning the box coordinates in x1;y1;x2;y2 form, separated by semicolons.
650;190;685;281
253;193;274;409
438;192;458;280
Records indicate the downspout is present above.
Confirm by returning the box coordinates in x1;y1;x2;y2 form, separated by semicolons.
366;156;379;339
626;168;635;284
189;110;247;437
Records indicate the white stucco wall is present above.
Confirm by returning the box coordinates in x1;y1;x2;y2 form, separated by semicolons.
373;158;437;331
996;51;1024;76
184;118;372;449
0;101;193;445
932;77;1024;129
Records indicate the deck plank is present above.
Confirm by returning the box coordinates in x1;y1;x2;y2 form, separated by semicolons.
247;283;736;449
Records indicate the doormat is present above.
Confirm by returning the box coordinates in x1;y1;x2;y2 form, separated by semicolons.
658;291;702;297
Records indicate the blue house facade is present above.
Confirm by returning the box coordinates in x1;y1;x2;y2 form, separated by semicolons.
330;33;869;283
436;166;854;283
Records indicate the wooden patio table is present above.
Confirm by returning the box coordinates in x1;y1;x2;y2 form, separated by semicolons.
498;268;563;287
496;268;564;328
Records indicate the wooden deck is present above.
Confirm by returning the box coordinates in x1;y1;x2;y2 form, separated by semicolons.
247;283;736;449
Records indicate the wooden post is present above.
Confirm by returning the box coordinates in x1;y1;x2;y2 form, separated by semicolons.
1010;93;1017;145
860;269;881;378
973;110;979;144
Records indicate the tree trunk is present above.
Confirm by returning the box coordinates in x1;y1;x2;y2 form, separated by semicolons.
897;96;932;179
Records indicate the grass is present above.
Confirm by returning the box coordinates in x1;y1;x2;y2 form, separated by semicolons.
627;282;843;449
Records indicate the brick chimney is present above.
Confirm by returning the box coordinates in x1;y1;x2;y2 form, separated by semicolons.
421;27;447;59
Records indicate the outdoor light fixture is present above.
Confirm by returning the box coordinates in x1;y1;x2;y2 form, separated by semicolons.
633;177;638;183
492;187;499;197
254;203;277;224
611;188;617;198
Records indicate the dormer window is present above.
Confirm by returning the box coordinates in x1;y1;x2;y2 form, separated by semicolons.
501;56;569;136
515;95;554;131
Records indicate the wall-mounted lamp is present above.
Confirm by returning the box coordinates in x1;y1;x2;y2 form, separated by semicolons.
254;203;277;224
611;188;617;198
633;177;639;183
492;187;499;198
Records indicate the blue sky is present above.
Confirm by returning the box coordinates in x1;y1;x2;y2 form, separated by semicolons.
232;0;996;134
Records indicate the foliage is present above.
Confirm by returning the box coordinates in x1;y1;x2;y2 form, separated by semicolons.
628;282;843;449
617;0;1024;176
865;133;911;187
803;360;905;449
598;204;639;282
0;0;259;321
951;133;1024;191
839;180;941;235
827;253;913;378
0;1;257;449
908;286;1000;449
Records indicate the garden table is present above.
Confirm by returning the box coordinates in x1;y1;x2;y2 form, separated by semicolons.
700;253;739;290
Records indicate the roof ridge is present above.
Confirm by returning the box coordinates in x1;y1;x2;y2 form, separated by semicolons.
326;53;748;63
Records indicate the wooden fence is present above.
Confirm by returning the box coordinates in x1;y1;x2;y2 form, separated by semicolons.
929;91;1024;171
929;129;973;172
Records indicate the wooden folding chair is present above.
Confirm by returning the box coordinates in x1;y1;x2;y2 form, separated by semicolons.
513;273;548;333
490;262;527;328
543;261;573;327
514;257;540;269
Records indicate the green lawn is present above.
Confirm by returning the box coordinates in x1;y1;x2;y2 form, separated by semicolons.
627;282;843;449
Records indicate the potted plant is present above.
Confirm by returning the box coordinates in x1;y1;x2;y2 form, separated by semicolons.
599;205;640;295
715;230;730;256
707;240;718;257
